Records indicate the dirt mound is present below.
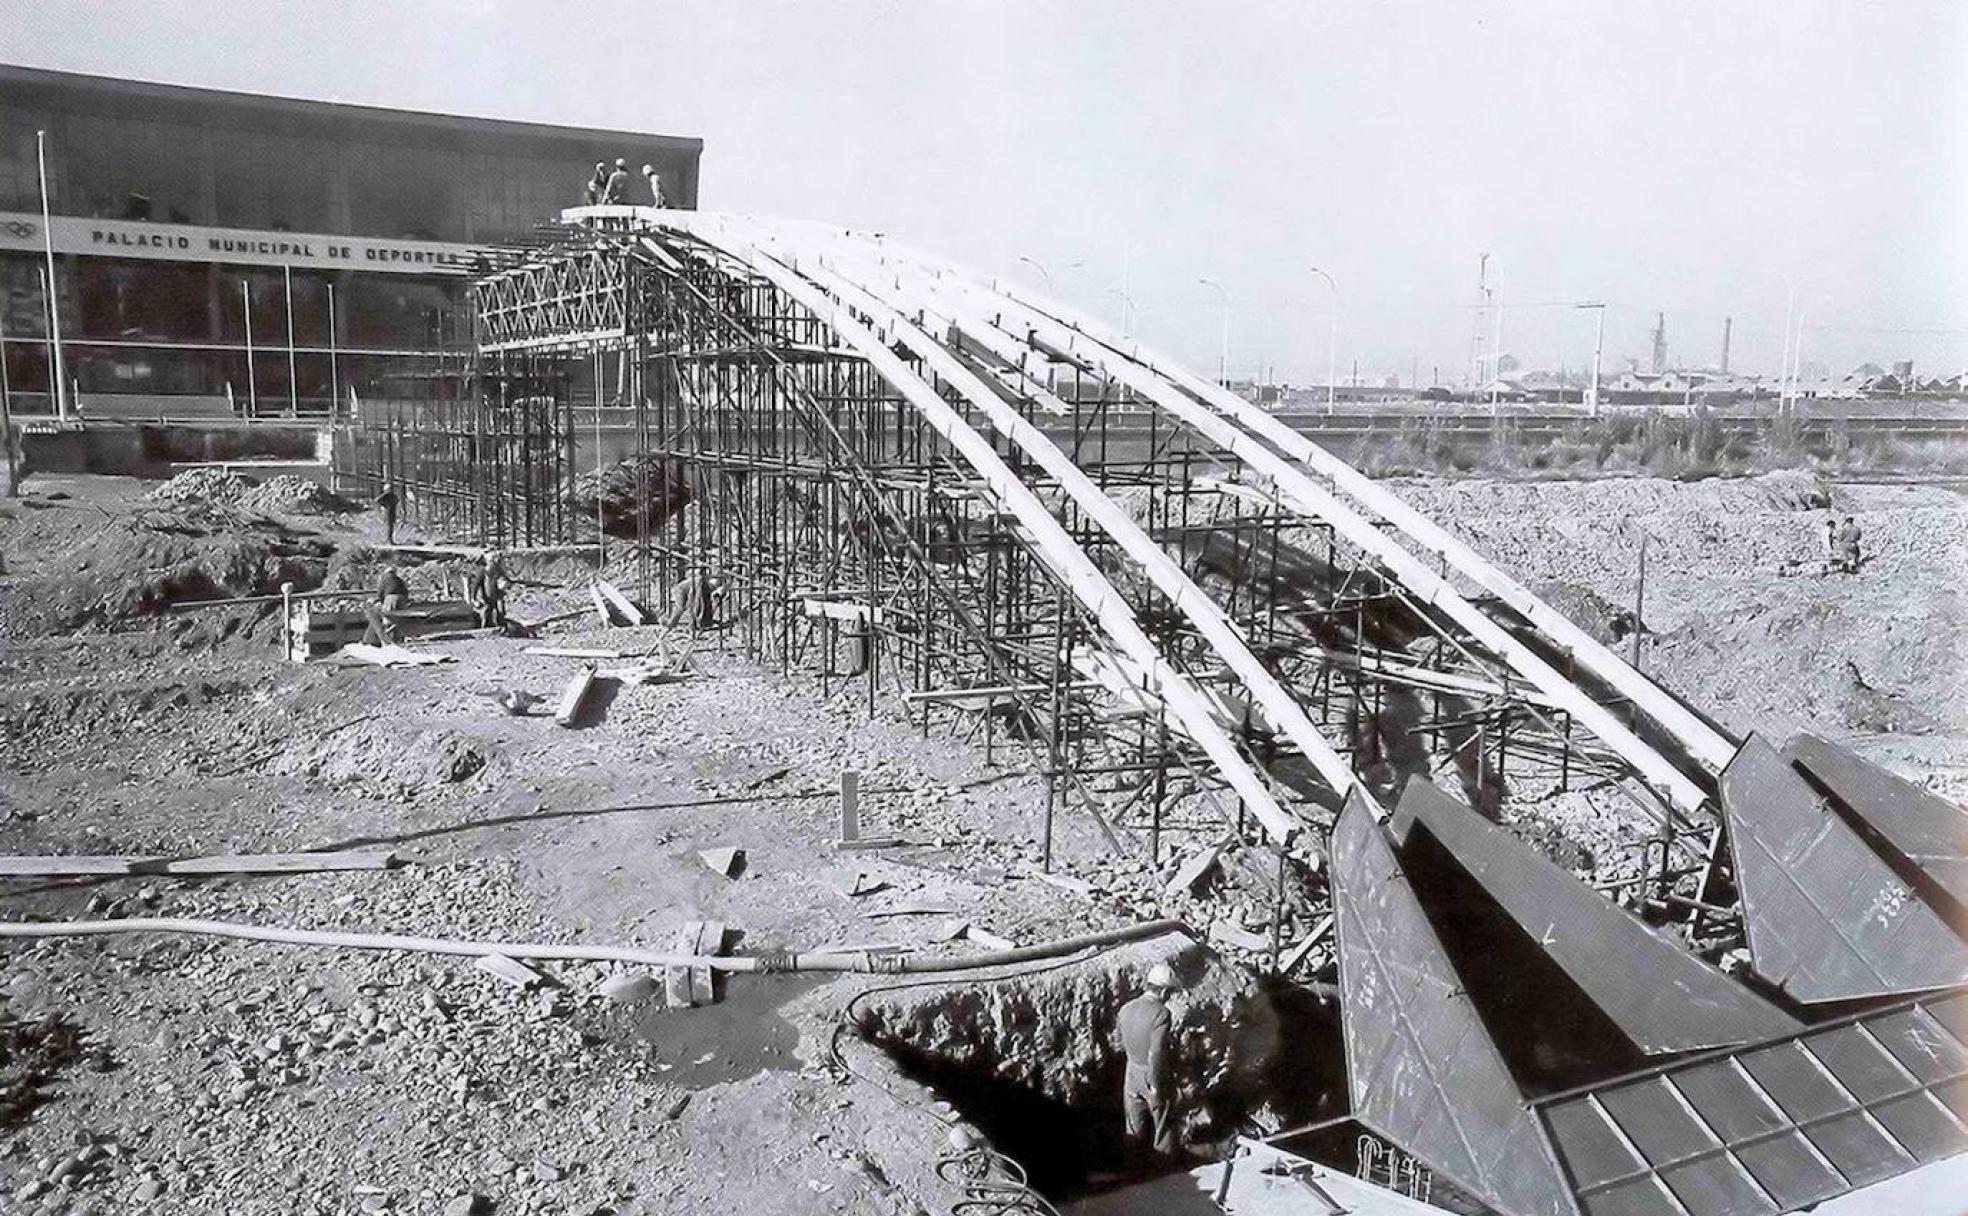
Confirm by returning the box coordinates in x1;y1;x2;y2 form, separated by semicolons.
854;935;1282;1154
277;724;497;792
1;505;334;636
571;456;691;538
1753;468;1834;511
148;468;253;507
241;475;353;515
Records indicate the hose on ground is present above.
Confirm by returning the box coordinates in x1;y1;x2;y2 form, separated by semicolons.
0;916;1187;976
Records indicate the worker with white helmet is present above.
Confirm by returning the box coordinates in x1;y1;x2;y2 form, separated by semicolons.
641;163;665;208
602;158;630;205
1117;962;1180;1162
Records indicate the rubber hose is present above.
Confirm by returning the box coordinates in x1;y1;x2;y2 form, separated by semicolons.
0;916;1188;975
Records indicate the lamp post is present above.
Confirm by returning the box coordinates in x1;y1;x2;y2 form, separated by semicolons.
1198;278;1229;387
241;279;258;418
283;264;299;416
326;282;341;421
1308;265;1339;414
35;130;67;422
1016;256;1054;291
1576;302;1606;417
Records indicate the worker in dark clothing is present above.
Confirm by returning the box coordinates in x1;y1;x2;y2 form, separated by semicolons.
1835;515;1862;574
641;163;665;208
363;566;410;645
467;554;507;630
602;158;631;204
583;161;608;205
1117;963;1180;1164
374;482;400;544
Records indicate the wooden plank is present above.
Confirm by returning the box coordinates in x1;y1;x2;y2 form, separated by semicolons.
594;580;645;627
553;666;598;727
342;643;455;668
964;925;1015;950
3;850;398;878
474;954;544;989
0;856;141;877
1277;916;1333;977
158;851;397;875
589;583;612;627
664;921;702;1009
689;921;724;1005
1166;842;1224;895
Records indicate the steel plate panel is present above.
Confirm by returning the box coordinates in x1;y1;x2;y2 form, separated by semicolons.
1394;780;1799;1052
1808;1026;1915;1102
1742;1043;1849;1121
1658;1156;1777;1216
1579;1179;1680;1216
1870;1008;1968;1082
1598;1079;1718;1165
1870;1093;1968;1163
1721;736;1968;1002
1331;794;1572;1216
1786;733;1968;906
1732;1133;1844;1209
1801;1111;1911;1186
1668;1063;1786;1141
1546;1099;1646;1189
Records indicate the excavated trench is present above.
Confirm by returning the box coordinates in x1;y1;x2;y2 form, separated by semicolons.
846;933;1344;1202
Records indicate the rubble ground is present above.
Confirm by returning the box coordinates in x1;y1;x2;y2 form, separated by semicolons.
1;468;1963;1215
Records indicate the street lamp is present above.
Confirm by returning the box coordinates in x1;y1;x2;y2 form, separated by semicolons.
1017;256;1054;291
1102;288;1135;338
1308;265;1338;414
1575;302;1606;417
1197;278;1229;387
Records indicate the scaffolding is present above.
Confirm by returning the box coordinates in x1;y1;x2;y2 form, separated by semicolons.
329;213;1749;966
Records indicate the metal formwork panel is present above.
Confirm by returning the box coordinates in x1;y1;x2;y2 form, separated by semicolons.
1536;992;1968;1216
1332;792;1573;1216
1785;732;1968;910
1720;736;1968;1003
1390;779;1798;1052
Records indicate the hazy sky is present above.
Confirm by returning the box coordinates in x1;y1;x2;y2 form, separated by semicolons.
4;0;1963;382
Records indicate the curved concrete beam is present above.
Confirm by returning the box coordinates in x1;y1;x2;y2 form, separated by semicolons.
746;222;1369;807
604;212;1305;845
815;235;1711;819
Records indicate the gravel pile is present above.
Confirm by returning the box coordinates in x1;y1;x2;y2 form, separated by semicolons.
240;476;353;516
148;469;253;507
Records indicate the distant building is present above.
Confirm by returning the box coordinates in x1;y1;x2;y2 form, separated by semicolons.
0;64;703;417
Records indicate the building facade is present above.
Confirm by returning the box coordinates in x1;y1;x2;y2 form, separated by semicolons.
0;64;701;418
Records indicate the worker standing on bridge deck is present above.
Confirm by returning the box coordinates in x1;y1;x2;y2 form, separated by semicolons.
1118;963;1180;1164
642;163;665;208
602;158;630;204
582;161;608;206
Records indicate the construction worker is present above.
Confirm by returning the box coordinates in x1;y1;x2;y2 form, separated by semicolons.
602;158;631;204
470;553;508;630
641;163;665;208
362;566;410;646
1835;515;1862;574
1118;963;1180;1164
583;161;608;205
374;481;400;544
1822;515;1840;574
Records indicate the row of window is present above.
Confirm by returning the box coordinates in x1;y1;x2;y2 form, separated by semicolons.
2;341;464;409
1;255;469;348
0;105;690;242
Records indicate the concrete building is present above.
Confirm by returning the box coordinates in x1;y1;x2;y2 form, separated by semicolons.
0;64;701;418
